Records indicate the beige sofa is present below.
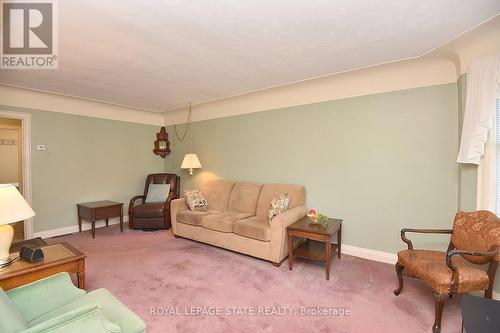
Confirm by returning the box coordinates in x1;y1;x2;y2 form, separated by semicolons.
170;180;307;266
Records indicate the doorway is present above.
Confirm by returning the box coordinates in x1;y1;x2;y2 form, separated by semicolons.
0;111;32;240
0;117;24;240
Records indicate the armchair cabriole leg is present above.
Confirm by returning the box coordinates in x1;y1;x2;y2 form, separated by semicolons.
432;293;449;333
393;262;404;295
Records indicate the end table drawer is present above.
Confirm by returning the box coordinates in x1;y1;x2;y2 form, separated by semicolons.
94;205;122;219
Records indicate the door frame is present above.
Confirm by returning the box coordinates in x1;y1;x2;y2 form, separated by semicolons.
0;110;33;239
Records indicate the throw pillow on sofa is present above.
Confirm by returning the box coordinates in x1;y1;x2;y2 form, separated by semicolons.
184;189;209;210
268;193;289;223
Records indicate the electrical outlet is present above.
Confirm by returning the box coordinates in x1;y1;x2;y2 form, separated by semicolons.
36;144;46;151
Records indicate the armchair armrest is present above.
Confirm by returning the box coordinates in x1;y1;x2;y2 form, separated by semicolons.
22;304;121;333
164;192;179;208
446;246;499;293
7;272;86;323
400;228;453;250
128;195;145;213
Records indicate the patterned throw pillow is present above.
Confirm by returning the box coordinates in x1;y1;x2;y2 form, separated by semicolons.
184;189;208;211
268;193;290;223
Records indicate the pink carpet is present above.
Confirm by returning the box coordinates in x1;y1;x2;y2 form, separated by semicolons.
47;224;463;333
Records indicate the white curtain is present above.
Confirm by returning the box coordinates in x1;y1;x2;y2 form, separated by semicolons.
476;124;496;211
457;54;500;165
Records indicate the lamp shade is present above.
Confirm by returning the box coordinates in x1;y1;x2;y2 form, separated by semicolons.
181;153;202;169
0;184;35;225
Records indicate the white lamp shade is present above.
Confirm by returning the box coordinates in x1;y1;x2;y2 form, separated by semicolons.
0;184;35;225
181;153;202;169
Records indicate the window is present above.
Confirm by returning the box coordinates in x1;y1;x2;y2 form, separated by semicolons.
496;99;500;213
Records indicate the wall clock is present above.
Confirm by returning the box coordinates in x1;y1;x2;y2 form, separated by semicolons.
153;127;171;158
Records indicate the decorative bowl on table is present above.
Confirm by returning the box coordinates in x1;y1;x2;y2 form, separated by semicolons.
307;209;328;224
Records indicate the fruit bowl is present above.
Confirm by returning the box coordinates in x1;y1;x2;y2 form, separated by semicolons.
307;209;328;224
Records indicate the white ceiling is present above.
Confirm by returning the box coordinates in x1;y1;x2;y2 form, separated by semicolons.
1;0;499;112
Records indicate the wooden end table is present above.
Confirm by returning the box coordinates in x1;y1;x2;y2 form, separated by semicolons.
0;242;86;291
77;201;124;239
287;216;343;280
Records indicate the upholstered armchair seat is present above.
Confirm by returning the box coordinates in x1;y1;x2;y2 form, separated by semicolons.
398;249;489;294
131;203;165;218
0;272;145;333
129;173;180;230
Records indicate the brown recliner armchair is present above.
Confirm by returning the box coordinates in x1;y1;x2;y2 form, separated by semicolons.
394;210;500;333
129;173;180;230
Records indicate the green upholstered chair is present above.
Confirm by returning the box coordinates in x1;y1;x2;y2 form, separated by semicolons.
0;272;146;333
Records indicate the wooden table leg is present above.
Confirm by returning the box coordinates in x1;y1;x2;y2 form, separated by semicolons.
338;225;342;259
105;218;109;227
288;234;294;271
77;259;85;290
325;241;331;280
77;271;85;290
120;208;124;232
78;217;82;232
91;220;96;239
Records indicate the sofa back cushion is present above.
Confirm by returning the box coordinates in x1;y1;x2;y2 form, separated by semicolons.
228;182;263;214
256;184;306;217
0;288;27;333
203;180;235;211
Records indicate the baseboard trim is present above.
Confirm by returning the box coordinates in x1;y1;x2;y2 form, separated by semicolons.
33;216;129;239
342;244;397;265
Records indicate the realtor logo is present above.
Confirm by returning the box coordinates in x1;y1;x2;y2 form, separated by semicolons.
1;0;58;69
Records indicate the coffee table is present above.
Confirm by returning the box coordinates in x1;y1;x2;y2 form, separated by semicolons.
287;216;343;280
0;242;86;291
77;200;124;239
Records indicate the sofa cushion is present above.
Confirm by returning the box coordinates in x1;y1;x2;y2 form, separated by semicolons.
256;184;306;217
227;182;263;214
132;203;164;218
201;212;252;233
203;180;235;212
0;288;27;333
233;216;270;242
177;209;220;226
28;288;146;333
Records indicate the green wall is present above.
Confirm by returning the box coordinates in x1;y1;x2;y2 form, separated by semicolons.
0;106;164;233
166;83;460;254
457;75;478;211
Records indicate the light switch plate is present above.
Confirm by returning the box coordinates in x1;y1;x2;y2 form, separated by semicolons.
36;144;46;151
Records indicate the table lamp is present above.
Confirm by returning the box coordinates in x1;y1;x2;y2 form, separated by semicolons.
0;184;35;264
181;153;202;175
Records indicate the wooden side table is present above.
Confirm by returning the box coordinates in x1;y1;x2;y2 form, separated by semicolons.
287;216;343;280
77;201;124;239
0;242;86;291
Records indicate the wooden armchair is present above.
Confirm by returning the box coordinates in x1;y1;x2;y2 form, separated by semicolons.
394;210;500;333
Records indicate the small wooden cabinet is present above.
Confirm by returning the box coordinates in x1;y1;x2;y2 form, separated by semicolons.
77;201;123;239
